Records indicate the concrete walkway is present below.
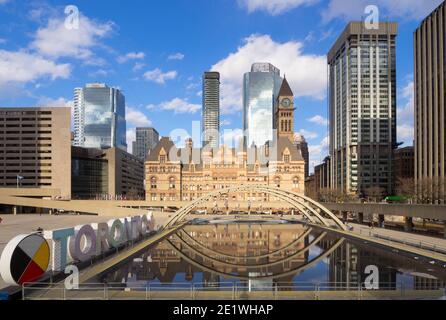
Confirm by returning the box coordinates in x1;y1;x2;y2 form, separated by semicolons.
349;223;446;254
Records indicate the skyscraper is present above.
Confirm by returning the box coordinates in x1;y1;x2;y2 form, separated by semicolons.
202;72;220;148
133;127;160;161
73;83;127;151
243;63;283;147
414;1;446;203
294;133;309;178
328;22;398;195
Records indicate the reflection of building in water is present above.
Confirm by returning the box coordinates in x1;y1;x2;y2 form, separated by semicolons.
320;240;359;286
185;224;308;260
103;225;446;289
321;238;396;288
104;224;310;287
414;276;446;290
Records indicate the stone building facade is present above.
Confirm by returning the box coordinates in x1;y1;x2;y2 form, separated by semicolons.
145;78;305;203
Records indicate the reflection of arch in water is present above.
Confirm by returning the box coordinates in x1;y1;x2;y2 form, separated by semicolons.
170;231;325;269
176;227;313;261
165;231;345;281
164;185;347;231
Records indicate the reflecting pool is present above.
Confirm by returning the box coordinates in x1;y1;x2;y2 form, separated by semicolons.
101;221;446;291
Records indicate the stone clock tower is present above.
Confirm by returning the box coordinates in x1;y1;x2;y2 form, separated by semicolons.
276;77;295;142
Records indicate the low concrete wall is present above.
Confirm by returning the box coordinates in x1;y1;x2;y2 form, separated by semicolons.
325;203;446;220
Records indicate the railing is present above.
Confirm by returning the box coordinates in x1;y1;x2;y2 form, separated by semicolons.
22;281;446;300
357;228;446;256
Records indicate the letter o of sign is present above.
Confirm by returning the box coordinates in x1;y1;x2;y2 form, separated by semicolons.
70;225;97;262
108;219;124;248
141;215;149;235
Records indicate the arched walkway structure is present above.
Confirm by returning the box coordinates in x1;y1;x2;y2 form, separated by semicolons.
163;185;347;231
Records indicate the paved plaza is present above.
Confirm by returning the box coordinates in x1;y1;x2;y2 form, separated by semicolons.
0;212;170;290
2;212;446;292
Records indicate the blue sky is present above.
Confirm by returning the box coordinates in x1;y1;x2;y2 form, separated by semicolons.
0;0;443;170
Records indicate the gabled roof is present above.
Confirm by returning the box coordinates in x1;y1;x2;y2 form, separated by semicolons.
147;136;304;165
276;136;304;161
147;137;176;161
278;77;293;97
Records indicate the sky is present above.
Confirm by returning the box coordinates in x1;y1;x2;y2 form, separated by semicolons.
0;0;443;172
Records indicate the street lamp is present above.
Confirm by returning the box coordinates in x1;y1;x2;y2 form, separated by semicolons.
16;175;24;189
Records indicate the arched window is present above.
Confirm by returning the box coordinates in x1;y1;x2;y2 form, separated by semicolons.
150;177;157;189
169;177;175;189
293;177;299;189
274;177;281;188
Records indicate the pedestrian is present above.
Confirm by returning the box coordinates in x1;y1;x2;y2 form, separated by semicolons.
0;217;3;225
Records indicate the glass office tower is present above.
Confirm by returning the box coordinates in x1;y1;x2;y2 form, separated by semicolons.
73;83;127;151
243;63;283;147
133;127;160;161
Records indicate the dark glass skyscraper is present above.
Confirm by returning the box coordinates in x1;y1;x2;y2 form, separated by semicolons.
73;83;127;151
133;127;159;161
202;72;220;148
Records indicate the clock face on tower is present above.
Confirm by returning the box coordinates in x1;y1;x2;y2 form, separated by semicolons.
281;98;291;108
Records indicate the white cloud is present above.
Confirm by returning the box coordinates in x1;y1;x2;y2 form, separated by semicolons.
239;0;444;20
299;129;318;140
147;98;200;114
126;106;152;127
237;0;316;15
168;52;185;60
211;34;326;114
126;128;136;154
37;96;73;108
308;136;329;172
397;124;414;142
222;128;244;147
117;52;145;63
397;80;414;145
322;0;444;23
221;119;232;126
89;69;109;77
186;82;199;90
144;68;177;84
31;14;113;60
132;62;145;72
0;50;71;84
308;115;328;126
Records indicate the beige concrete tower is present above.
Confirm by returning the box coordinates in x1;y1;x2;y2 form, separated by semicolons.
328;22;398;196
414;1;446;203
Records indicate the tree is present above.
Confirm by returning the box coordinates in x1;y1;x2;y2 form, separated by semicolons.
415;177;446;204
126;187;140;200
363;186;385;203
395;177;416;201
